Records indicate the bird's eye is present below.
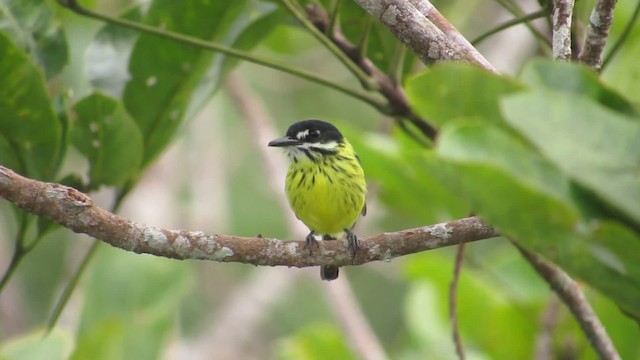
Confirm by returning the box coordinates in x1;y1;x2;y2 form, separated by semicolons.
307;130;321;141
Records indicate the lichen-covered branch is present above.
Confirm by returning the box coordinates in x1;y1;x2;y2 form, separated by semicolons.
352;0;495;71
579;0;618;71
552;0;575;61
0;165;498;267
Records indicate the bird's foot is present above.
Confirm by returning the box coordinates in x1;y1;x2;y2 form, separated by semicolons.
304;232;320;255
345;229;359;260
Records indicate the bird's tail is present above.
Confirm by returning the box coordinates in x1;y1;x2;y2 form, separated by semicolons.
320;266;339;281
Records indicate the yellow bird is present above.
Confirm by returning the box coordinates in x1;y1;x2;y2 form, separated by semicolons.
269;120;367;280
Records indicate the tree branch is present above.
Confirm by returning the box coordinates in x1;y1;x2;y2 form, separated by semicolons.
352;0;495;71
552;0;575;61
515;244;621;360
0;165;498;267
578;0;618;71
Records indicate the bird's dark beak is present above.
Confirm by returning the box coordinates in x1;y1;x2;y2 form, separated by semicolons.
268;136;300;147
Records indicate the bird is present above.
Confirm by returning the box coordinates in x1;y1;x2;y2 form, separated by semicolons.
268;119;367;280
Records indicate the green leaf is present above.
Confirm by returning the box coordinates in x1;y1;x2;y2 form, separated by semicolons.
276;323;357;360
71;93;143;187
73;247;193;360
520;60;637;116
122;0;248;167
502;91;640;226
406;63;522;127
0;31;61;180
437;121;573;203
0;328;74;360
0;0;68;78
423;122;640;319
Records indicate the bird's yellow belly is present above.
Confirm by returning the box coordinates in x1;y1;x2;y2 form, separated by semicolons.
286;165;365;237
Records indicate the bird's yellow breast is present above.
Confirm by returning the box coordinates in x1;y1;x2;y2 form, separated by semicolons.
285;143;366;237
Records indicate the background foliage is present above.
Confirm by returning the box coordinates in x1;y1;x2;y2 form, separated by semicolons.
1;0;639;359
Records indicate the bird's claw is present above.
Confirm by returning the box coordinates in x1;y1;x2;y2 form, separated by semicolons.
304;232;320;255
346;229;359;260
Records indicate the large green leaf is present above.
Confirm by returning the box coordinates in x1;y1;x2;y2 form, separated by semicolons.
502;91;640;226
0;0;68;78
406;63;522;127
0;31;61;180
520;60;637;116
122;0;248;166
71;93;143;187
423;122;640;319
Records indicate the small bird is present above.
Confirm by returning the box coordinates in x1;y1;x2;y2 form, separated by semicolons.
268;120;367;280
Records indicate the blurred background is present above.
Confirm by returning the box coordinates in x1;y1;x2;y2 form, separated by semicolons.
1;0;639;359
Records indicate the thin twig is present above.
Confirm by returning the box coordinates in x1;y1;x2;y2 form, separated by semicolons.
578;0;618;72
0;165;498;267
533;295;562;360
515;244;621;360
472;8;550;46
491;0;552;50
46;240;101;332
449;242;466;360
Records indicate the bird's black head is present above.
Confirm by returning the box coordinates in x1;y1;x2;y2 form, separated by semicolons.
268;119;344;148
